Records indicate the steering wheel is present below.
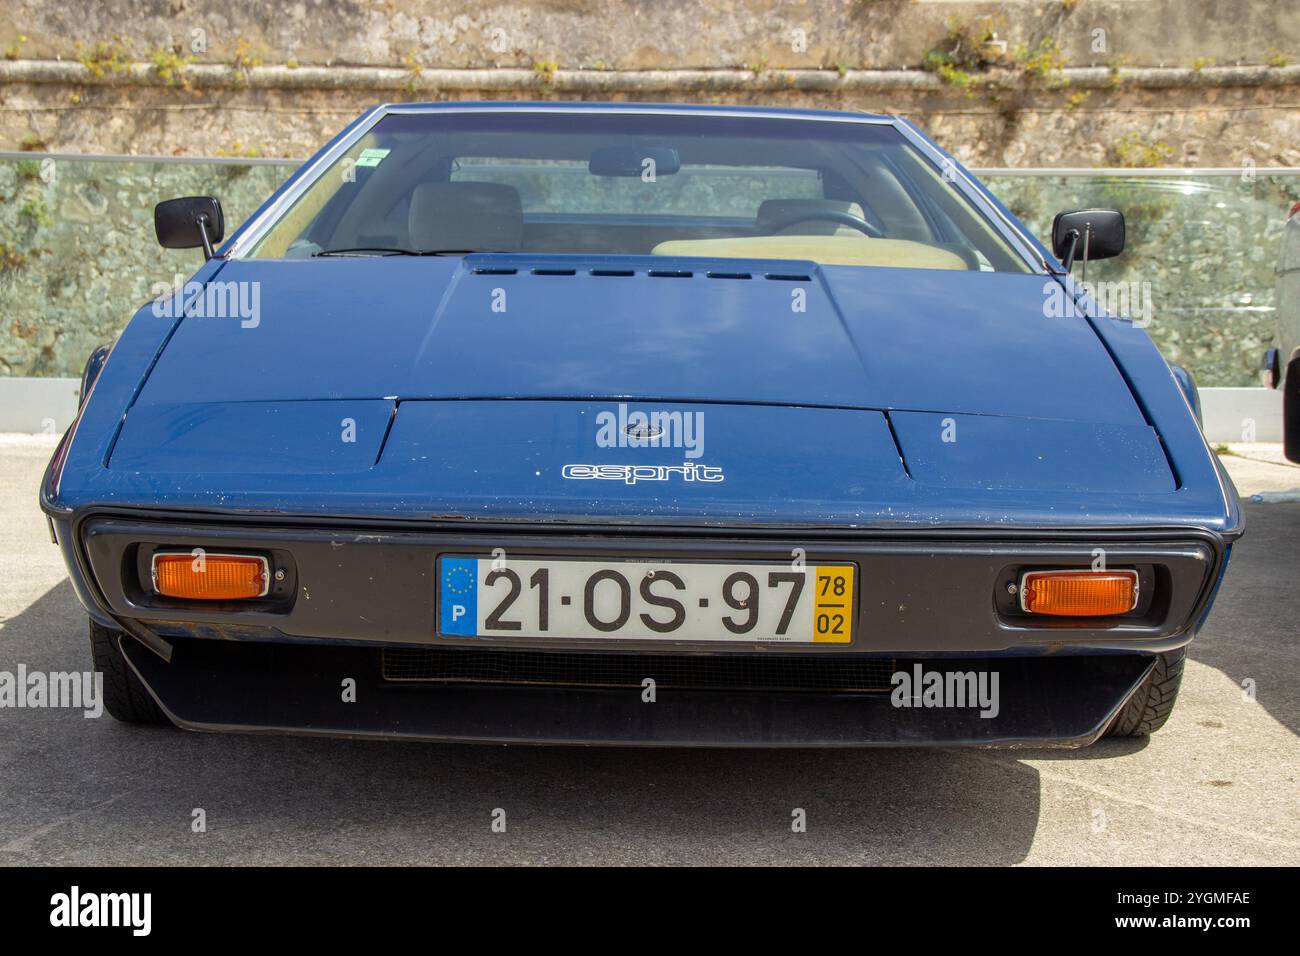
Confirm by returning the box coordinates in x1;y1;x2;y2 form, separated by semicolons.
764;210;884;239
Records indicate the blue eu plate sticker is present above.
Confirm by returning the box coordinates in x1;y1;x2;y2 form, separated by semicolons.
439;558;478;636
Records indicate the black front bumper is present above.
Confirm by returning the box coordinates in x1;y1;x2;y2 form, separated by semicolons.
80;516;1223;656
69;514;1223;746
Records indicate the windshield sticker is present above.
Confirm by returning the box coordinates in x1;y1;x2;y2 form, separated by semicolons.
354;148;390;168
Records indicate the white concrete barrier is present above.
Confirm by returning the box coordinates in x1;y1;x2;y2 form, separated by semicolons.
1199;387;1284;442
0;377;1285;442
0;377;80;434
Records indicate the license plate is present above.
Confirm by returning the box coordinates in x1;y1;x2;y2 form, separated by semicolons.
437;557;854;643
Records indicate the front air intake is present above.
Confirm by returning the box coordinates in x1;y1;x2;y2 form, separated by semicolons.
381;646;895;693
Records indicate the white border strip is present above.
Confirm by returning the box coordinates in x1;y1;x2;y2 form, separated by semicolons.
0;377;1281;439
1200;387;1283;442
0;377;79;435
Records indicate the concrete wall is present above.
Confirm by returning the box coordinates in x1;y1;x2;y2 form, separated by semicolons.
0;376;1279;440
0;376;78;433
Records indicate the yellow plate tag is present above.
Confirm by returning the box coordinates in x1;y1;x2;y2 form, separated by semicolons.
812;565;854;643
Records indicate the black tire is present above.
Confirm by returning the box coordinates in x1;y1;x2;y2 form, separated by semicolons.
1105;649;1186;737
89;619;171;725
1284;355;1300;464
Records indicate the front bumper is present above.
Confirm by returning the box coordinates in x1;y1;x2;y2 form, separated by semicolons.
75;516;1223;656
58;513;1229;746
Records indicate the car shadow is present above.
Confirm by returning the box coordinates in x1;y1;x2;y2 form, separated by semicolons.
2;578;1044;864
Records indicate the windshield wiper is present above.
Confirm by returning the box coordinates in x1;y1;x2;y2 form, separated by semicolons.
313;247;492;257
313;247;420;257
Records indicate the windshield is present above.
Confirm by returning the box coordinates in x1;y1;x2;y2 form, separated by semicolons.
245;110;1032;273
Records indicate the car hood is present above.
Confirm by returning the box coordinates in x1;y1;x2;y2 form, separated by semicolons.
104;254;1181;522
134;254;1145;426
105;396;1175;525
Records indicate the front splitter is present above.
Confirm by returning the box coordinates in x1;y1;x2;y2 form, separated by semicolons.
122;637;1153;748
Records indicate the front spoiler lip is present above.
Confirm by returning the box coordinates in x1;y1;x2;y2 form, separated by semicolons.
120;635;1155;749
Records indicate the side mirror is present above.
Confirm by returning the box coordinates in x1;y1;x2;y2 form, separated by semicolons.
155;196;224;259
1051;208;1124;272
1263;348;1281;389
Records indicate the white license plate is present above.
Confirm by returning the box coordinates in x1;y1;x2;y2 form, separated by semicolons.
437;557;854;643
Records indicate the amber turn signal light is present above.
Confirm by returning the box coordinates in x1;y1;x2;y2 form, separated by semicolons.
151;552;269;600
1019;569;1139;617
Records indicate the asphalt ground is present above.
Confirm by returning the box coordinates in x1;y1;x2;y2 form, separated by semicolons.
1;436;1296;865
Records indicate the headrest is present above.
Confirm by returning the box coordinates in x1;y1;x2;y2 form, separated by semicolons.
408;181;523;251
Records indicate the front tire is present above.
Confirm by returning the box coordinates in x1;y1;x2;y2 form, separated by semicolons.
1105;649;1185;737
89;619;171;725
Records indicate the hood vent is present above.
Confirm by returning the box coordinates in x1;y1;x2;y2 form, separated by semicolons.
472;264;810;282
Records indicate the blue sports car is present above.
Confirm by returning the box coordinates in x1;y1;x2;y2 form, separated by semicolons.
41;103;1241;746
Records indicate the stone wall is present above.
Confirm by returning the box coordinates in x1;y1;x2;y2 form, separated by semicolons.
990;172;1289;389
3;0;1296;71
0;0;1297;166
0;156;288;376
